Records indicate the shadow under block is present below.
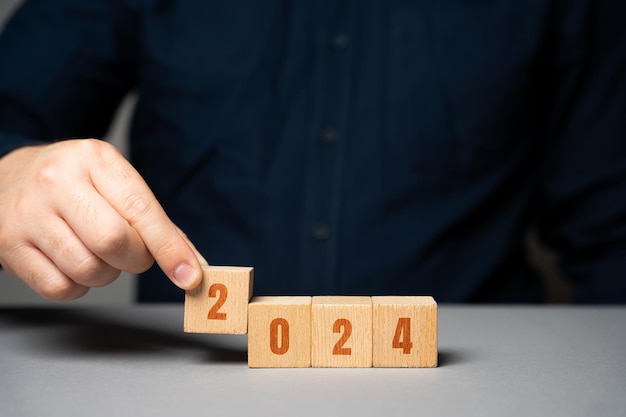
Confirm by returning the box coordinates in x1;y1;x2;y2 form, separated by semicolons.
184;266;254;334
311;296;373;368
372;296;437;367
248;296;312;368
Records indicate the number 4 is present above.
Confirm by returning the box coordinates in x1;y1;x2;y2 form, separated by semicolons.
392;317;413;354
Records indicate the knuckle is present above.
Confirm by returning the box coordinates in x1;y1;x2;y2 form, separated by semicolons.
75;263;120;288
78;139;123;168
72;255;105;282
121;193;153;225
76;138;113;155
151;240;179;262
90;227;129;257
69;139;119;170
35;160;65;189
49;232;68;253
39;279;85;301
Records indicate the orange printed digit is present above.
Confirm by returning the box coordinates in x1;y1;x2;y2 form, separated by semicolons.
332;318;352;355
269;318;290;355
207;283;228;320
392;317;413;354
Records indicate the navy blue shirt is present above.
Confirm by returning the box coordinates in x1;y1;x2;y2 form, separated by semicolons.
1;0;625;303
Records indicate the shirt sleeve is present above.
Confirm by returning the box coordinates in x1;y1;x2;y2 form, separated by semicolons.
0;0;139;157
536;0;626;302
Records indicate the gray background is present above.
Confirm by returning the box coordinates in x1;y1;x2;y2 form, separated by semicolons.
0;0;571;306
2;305;624;417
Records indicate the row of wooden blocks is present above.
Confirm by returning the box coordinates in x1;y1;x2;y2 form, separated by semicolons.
184;266;437;368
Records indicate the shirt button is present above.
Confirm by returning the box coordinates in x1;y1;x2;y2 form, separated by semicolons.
319;127;338;144
310;222;330;241
329;33;349;50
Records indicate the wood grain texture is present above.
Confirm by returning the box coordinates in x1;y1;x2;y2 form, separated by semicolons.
372;296;437;367
184;266;253;334
248;296;312;368
311;296;372;368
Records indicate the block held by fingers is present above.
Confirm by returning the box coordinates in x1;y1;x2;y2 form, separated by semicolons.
184;265;254;334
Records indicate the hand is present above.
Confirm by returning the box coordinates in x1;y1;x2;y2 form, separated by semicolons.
0;139;205;300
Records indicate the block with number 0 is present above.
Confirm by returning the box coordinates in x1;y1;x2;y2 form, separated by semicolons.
311;296;373;368
372;296;437;367
248;296;312;368
184;266;253;334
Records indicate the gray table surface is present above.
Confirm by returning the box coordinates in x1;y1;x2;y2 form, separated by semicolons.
1;305;624;417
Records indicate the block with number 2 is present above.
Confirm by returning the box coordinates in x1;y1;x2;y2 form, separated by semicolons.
184;266;253;334
311;296;373;368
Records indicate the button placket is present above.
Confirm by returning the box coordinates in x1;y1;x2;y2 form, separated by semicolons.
299;0;354;294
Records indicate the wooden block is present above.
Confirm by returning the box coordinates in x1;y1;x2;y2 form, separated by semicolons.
372;296;437;367
248;296;312;368
184;266;253;334
311;296;372;368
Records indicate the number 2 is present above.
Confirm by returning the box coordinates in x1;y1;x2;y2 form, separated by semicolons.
207;283;227;320
332;318;352;355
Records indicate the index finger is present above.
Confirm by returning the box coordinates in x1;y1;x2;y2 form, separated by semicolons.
88;144;203;290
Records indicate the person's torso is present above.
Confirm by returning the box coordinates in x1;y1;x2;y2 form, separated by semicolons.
133;0;563;302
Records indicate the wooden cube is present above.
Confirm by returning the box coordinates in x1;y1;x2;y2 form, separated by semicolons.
372;296;437;367
184;266;253;334
311;296;372;368
248;296;312;368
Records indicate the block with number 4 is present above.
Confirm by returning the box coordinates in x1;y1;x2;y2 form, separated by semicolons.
184;266;253;334
372;296;437;367
311;296;373;368
248;296;312;368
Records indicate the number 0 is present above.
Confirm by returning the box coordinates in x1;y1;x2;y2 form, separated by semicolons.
269;318;290;355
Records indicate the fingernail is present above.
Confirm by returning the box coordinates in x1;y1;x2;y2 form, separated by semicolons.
173;263;198;288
